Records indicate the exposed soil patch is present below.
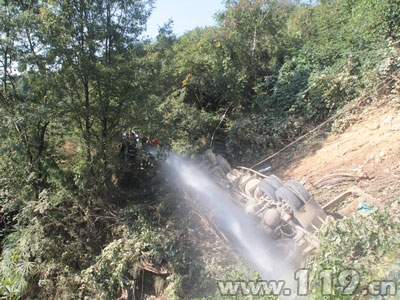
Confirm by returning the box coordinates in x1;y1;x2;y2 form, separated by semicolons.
266;96;400;209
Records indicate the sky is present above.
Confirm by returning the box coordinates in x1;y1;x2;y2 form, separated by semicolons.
144;0;225;38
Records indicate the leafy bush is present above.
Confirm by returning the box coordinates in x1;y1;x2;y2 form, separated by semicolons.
78;212;166;299
226;113;304;165
158;90;220;154
306;209;400;297
0;187;114;299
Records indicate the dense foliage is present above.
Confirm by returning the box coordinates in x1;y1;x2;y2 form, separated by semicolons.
1;0;400;299
307;209;400;298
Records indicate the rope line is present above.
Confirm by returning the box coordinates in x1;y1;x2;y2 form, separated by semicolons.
210;103;232;148
251;71;400;169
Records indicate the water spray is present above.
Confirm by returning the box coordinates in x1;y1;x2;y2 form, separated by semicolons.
164;153;298;281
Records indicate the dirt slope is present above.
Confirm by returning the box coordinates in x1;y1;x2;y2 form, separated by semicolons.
269;96;400;209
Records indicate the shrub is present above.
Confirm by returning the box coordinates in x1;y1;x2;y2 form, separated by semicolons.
306;209;400;297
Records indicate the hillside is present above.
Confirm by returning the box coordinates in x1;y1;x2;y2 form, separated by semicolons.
269;90;400;208
1;0;400;299
171;89;400;300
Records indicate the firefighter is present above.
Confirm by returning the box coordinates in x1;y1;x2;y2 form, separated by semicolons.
131;130;142;149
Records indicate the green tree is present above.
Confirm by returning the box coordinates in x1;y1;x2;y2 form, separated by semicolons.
0;0;60;200
40;0;153;186
216;0;296;108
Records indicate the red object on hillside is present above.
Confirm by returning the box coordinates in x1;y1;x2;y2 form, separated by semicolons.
152;138;159;146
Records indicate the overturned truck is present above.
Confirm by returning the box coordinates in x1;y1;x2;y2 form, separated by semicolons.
197;150;331;268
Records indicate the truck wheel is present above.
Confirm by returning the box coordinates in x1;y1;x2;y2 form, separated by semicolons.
265;175;284;189
275;186;305;212
285;180;311;203
258;180;278;201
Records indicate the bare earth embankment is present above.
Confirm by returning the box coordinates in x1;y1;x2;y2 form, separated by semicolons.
269;95;400;211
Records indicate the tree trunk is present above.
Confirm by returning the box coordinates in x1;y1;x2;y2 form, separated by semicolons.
3;0;9;96
84;81;92;164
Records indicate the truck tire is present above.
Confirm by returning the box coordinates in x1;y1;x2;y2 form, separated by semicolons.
285;180;311;203
275;186;305;212
265;175;284;189
258;180;278;201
